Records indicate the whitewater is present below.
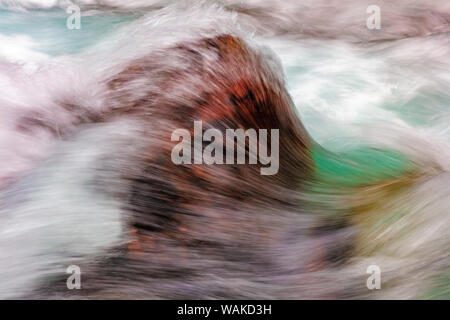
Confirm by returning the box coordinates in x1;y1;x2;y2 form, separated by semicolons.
0;0;448;299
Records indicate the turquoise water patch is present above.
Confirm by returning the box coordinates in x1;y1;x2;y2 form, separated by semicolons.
0;9;139;55
311;144;413;187
382;91;450;128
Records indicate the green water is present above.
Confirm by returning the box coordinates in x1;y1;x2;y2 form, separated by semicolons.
312;145;413;187
424;270;450;300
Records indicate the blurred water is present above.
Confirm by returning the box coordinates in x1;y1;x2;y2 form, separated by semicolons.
2;6;449;150
0;0;448;299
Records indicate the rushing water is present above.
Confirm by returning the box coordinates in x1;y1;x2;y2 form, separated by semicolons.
0;0;448;299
